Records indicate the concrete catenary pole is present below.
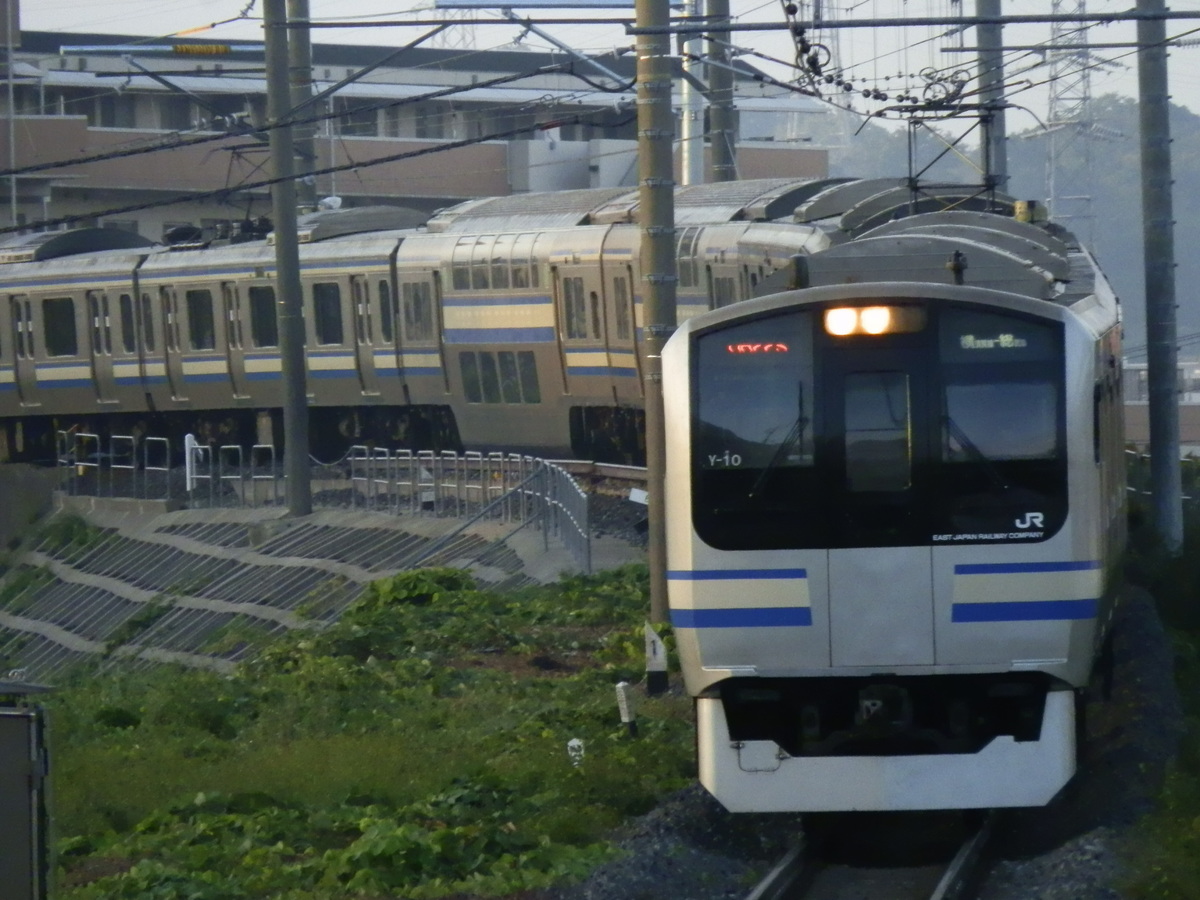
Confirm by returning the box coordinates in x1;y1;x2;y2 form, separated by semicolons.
706;0;735;182
265;0;312;516
635;0;677;624
1138;0;1183;551
287;0;317;213
679;0;704;186
976;0;1007;187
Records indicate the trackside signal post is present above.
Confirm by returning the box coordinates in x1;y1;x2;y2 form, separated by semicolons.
636;0;677;624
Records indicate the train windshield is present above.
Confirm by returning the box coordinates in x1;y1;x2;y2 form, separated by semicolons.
691;304;1066;549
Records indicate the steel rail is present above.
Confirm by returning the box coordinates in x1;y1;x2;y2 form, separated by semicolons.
746;812;995;900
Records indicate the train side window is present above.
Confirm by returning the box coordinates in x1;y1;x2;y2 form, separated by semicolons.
119;294;136;353
563;276;587;339
379;280;394;343
478;350;501;403
511;234;532;288
460;352;482;402
163;289;178;352
518;350;540;403
10;298;22;358
472;236;491;290
222;285;242;350
313;282;344;345
88;291;113;355
402;282;434;342
614;277;631;340
492;234;512;289
451;237;473;290
248;286;278;348
185;289;216;351
713;276;736;308
677;226;700;287
498;350;522;403
589;291;602;339
352;279;372;343
844;371;911;492
140;293;155;351
43;297;78;357
88;292;104;355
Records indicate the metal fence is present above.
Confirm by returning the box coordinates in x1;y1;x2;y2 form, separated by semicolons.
54;433;592;573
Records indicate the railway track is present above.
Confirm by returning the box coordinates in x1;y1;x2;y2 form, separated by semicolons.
748;812;994;900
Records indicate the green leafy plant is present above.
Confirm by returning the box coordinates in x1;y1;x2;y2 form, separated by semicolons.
49;563;695;899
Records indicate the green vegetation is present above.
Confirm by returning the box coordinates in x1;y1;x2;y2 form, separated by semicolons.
48;564;693;899
1120;459;1200;899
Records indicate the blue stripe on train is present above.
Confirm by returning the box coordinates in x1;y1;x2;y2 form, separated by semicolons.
954;560;1100;575
951;599;1098;622
671;607;813;628
566;367;639;377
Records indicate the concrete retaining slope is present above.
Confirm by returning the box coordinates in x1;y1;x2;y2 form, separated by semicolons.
0;495;646;681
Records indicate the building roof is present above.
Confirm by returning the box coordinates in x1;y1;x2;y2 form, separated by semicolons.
17;29;822;115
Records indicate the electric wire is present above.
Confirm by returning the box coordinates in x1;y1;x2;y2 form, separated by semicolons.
0;59;630;182
0;106;634;236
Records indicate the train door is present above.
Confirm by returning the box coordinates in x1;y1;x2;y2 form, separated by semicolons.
600;229;641;399
8;296;38;407
351;274;380;396
553;263;611;397
160;286;187;400
396;271;446;397
86;291;116;404
605;263;641;398
221;283;249;399
822;347;936;668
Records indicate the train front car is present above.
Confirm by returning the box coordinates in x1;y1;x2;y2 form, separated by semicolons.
663;191;1124;812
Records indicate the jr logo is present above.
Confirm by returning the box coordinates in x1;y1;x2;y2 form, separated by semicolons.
1014;512;1044;529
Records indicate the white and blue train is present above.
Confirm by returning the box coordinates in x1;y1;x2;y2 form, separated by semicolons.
663;185;1126;811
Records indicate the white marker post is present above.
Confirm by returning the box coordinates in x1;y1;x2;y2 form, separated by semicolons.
645;623;667;696
615;681;638;737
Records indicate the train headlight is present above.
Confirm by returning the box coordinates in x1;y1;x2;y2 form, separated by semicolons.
823;305;927;336
860;306;891;334
825;307;859;336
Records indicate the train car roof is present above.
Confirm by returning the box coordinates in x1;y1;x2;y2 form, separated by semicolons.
292;206;429;243
772;176;1112;307
425;187;634;233
0;228;155;265
425;178;856;233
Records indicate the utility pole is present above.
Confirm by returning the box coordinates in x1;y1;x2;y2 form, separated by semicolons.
976;0;1007;187
635;0;677;624
287;0;317;213
706;0;735;182
679;0;704;186
1138;0;1182;551
265;0;312;516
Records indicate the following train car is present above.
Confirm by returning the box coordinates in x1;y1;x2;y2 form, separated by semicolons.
662;183;1126;811
0;178;836;465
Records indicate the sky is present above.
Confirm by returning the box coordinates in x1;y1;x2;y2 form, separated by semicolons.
16;0;1200;135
